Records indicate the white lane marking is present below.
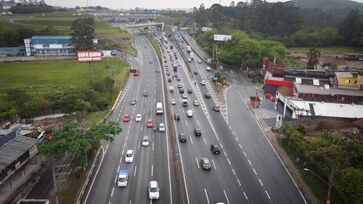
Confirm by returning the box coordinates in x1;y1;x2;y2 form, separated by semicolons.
239;143;243;150
227;158;231;166
243;151;247;157
185;121;189;128
204;188;210;204
134;166;137;177
243;191;248;200
258;178;264;186
109;201;111;204
253;168;258;175
248;159;252;166
219;143;223;149
223;190;230;204
265;190;271;200
84;147;105;203
232;168;236;176
117;165;120;172
203;137;207;145
189;135;193;145
106;144;109;150
211;159;216;170
237;179;241;186
152;142;155;151
196;157;200;169
151;164;154;177
114;175;117;183
129;200;132;204
119;156;123;163
111;187;115;197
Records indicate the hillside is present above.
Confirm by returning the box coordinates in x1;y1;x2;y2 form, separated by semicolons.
293;0;363;11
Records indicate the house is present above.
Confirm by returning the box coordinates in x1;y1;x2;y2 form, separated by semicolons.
335;72;360;89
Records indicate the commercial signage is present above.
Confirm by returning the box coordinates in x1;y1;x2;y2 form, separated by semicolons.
77;51;102;62
201;27;212;32
214;34;232;42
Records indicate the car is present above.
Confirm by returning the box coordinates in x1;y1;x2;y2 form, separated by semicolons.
171;98;177;105
188;58;192;62
194;128;202;136
149;60;153;64
210;145;221;154
164;60;167;63
142;136;150;146
206;66;211;71
133;71;139;77
159;123;165;132
166;72;170;76
193;100;200;106
200;158;211;170
130;98;137;105
135;114;142;122
182;93;188;99
128;57;133;61
167;78;172;82
179;88;185;94
213;106;220;112
143;90;148;97
169;86;174;92
123;114;130;122
194;71;198;75
205;92;211;98
186;109;193;117
125;150;134;163
156;68;161;73
200;80;206;86
174;113;180;120
176;77;181;81
148;181;160;200
187;88;193;94
197;60;202;63
177;83;183;88
146;119;153;128
179;133;187;143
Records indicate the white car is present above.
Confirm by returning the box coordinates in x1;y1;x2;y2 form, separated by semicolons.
159;123;166;132
148;181;160;200
142;136;149;147
187;110;193;117
171;98;176;105
200;80;206;86
197;60;202;63
135;114;142;122
193;100;200;106
206;66;211;71
125;150;134;163
169;86;174;92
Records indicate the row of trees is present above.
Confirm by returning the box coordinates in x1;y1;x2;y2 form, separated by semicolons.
196;30;288;69
10;2;55;14
192;1;363;48
281;124;363;203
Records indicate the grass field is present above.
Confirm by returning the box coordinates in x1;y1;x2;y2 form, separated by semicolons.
156;15;192;31
289;46;363;54
148;36;162;61
0;58;129;97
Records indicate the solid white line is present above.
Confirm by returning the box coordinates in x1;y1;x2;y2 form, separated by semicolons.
151;164;154;177
134;166;137;177
84;147;105;203
219;143;223;149
234;136;238;142
117;165;120;172
258;178;264;186
114;175;117;183
119;156;123;163
111;187;115;197
243;191;248;200
106;144;109;150
265;190;271;200
223;190;230;204
237;179;241;186
129;200;132;204
204;188;210;204
203;137;207;145
212;159;216;170
109;201;111;204
196;157;200;168
227;158;231;166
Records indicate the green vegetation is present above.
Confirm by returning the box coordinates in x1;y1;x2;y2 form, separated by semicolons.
280;123;363;203
71;17;96;51
156;15;192;31
289;46;363;54
148;36;162;61
0;58;129;122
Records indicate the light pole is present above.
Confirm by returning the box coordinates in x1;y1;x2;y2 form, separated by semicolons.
304;168;334;204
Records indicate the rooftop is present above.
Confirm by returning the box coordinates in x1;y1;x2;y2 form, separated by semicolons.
31;36;71;40
295;84;363;97
335;72;353;78
0;136;37;172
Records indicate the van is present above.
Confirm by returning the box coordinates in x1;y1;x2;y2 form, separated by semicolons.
187;110;193;117
182;99;188;107
169;86;174;92
156;102;163;115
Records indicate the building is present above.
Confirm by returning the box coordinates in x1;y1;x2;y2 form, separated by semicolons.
24;36;74;57
335;72;361;89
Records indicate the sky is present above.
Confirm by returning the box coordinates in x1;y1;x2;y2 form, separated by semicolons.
44;0;363;9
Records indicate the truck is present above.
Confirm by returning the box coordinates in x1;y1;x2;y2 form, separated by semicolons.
190;52;195;60
117;169;129;187
186;46;191;53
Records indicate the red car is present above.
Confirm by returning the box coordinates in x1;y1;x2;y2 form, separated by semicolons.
133;71;139;77
146;119;153;128
123;114;130;122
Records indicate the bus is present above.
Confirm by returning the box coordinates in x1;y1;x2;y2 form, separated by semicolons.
156;102;164;115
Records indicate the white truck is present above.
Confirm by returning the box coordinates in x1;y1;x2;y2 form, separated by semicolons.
186;46;191;53
190;52;195;60
117;169;129;187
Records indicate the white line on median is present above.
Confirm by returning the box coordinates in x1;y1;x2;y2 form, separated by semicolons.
243;191;248;200
211;159;216;170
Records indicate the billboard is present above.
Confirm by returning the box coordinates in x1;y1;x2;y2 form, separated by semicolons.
201;27;212;32
214;34;232;42
77;51;102;62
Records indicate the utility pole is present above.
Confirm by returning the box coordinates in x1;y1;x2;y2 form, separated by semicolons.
326;169;334;204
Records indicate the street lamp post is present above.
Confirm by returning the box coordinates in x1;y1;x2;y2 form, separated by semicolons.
304;168;334;204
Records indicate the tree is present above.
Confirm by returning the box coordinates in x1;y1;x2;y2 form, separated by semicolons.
41;122;121;167
307;47;321;69
339;10;363;46
71;17;95;51
337;168;363;203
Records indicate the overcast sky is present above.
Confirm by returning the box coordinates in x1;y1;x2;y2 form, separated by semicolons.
44;0;363;9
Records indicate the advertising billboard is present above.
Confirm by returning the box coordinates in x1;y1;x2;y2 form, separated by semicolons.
77;51;102;62
214;34;232;42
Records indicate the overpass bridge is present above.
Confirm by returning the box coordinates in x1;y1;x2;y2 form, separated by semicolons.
121;22;164;31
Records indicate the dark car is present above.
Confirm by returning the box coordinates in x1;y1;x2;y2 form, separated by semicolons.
179;133;187;143
210;145;221;154
174;113;180;120
194;71;198;75
179;88;185;94
176;77;181;81
194;129;201;136
187;88;193;94
205;92;211;98
143;90;148;97
168;78;172;82
201;158;211;170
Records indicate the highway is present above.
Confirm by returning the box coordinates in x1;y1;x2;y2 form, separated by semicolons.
172;33;307;204
85;30;172;204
